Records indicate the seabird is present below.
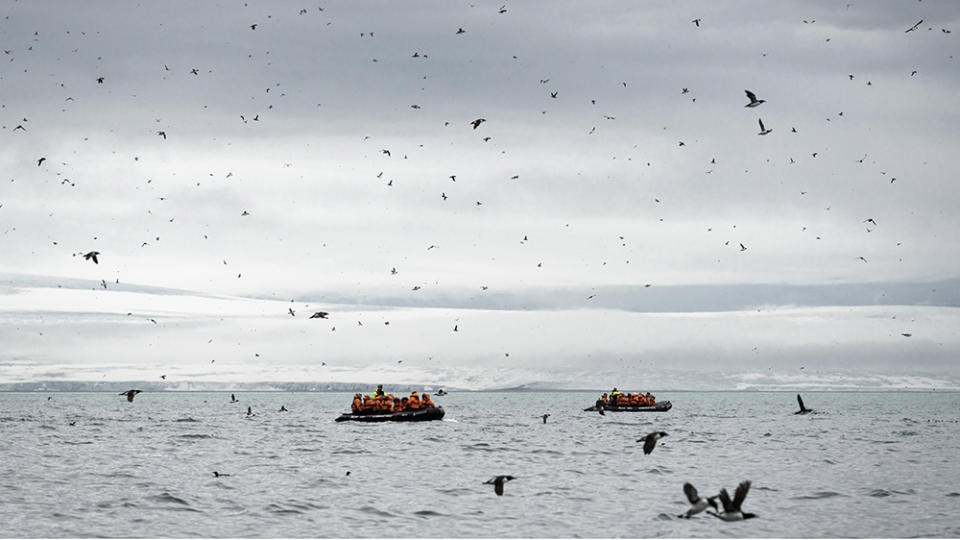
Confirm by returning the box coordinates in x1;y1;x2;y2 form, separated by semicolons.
541;414;550;424
37;157;46;166
757;119;772;135
470;118;486;129
905;19;923;33
679;482;719;518
309;311;329;319
119;389;142;402
638;431;668;454
288;307;296;317
456;27;466;34
795;393;812;414
246;406;254;416
740;243;747;251
708;481;756;521
744;90;765;108
279;405;288;412
83;251;100;264
692;18;701;27
484;475;515;496
212;471;231;478
230;393;238;403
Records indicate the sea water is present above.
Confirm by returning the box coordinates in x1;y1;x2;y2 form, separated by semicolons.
1;391;958;538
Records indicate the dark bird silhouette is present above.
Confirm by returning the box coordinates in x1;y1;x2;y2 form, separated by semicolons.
83;251;100;264
863;218;877;226
212;471;231;478
638;431;668;454
250;23;258;30
744;90;765;108
692;18;701;27
456;27;466;34
37;157;46;166
119;389;142;402
279;405;288;412
757;118;772;135
230;394;238;403
246;406;254;416
550;91;558;98
709;481;756;521
739;243;747;252
484;475;515;496
288;307;296;317
541;414;550;423
310;311;329;319
470;118;486;129
157;131;166;139
905;19;923;33
795;394;812;414
96;77;104;84
679;482;719;518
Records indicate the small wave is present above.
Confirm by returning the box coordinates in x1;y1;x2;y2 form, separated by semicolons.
265;503;303;515
62;440;94;445
179;433;215;439
332;448;371;455
175;417;200;423
945;492;960;497
793;491;846;500
655;513;674;521
646;466;673;475
358;505;395;518
149;492;193;507
894;430;919;437
412;509;445;517
868;489;892;498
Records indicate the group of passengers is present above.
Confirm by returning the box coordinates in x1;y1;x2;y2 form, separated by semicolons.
601;387;657;407
351;385;436;414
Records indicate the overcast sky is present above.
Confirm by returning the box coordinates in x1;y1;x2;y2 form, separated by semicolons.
1;1;959;389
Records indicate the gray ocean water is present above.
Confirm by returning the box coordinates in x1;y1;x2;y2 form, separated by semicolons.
1;391;959;538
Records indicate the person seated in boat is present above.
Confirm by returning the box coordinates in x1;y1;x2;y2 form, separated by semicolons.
616;393;630;406
351;393;363;413
361;395;374;412
645;392;655;405
392;397;403;412
407;392;421;410
373;384;385;399
629;394;641;406
421;393;435;408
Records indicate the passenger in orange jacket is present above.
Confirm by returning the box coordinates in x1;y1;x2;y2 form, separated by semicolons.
351;393;362;413
392;397;403;412
421;393;435;408
407;392;421;410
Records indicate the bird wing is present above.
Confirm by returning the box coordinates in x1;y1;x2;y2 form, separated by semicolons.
494;482;504;496
126;391;135;402
797;393;805;411
732;480;751;511
643;434;657;454
758;118;765;131
718;487;733;513
683;482;700;504
745;90;757;102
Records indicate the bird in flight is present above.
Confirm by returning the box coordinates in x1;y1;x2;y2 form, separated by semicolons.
679;482;718;518
83;251;100;264
119;389;142;402
541;414;550;423
709;481;757;521
795;393;813;414
37;157;46;167
638;431;668;454
484;475;515;496
905;19;923;33
470;118;486;129
692;18;701;27
757;119;772;135
309;311;329;319
456;27;466;34
744;90;765;108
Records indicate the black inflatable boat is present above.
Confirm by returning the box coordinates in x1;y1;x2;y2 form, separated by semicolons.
335;406;445;423
583;401;672;413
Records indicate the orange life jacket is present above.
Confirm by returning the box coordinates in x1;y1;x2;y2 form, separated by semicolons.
421;397;435;408
407;396;421;409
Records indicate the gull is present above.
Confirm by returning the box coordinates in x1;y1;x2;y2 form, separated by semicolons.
708;481;757;521
679;482;719;518
757;118;772;135
310;311;329;319
638;431;668;454
83;251;100;264
470;118;486;129
119;389;142;402
484;475;515;496
744;90;765;107
905;19;923;33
